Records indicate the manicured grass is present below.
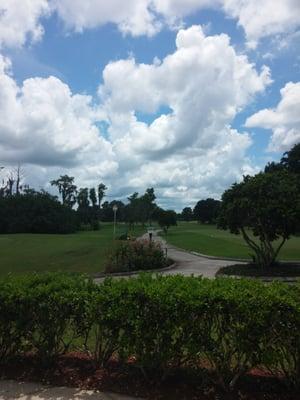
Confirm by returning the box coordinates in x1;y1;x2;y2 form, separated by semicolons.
164;222;300;261
0;224;145;276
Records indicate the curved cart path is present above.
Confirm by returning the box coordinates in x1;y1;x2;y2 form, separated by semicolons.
138;230;242;278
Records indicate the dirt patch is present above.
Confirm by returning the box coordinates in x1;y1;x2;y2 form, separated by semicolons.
0;353;299;400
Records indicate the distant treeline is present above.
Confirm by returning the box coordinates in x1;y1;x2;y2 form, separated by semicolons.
0;143;299;237
0;174;176;234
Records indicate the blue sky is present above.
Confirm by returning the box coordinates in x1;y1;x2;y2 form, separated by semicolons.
0;1;299;209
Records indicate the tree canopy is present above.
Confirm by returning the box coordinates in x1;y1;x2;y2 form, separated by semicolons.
218;171;300;268
193;198;221;224
0;190;78;234
181;207;193;221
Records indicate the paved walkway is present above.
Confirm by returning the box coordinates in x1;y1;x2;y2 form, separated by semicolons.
138;230;240;278
93;230;242;283
0;380;142;400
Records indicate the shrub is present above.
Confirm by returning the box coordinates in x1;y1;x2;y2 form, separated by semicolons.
0;273;299;389
0;273;94;364
105;239;168;273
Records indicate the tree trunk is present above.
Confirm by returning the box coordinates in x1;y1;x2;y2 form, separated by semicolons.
240;228;285;269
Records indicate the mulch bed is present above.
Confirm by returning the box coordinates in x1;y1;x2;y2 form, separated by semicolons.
217;262;300;277
0;352;299;399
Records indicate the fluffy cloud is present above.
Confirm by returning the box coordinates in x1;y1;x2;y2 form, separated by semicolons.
51;0;161;37
1;0;299;48
0;54;117;188
0;0;49;48
51;0;300;46
97;25;270;204
245;82;300;152
221;0;300;48
0;26;271;206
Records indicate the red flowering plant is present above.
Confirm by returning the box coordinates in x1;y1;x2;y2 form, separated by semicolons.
105;239;169;273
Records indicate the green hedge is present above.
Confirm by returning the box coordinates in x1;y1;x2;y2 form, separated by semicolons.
0;273;299;390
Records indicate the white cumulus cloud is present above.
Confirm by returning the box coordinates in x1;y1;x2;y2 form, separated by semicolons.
51;0;300;46
97;25;270;203
0;0;49;48
245;82;300;152
0;0;299;48
0;54;117;188
0;26;271;206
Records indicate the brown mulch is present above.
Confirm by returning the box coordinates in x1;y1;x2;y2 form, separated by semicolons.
0;352;299;400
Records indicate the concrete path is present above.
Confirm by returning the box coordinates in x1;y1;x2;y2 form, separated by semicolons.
0;380;142;400
139;230;240;278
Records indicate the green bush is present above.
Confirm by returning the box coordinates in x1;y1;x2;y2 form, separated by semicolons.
0;273;95;364
0;273;299;390
105;239;168;273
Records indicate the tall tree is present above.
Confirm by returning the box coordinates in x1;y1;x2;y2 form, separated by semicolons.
97;183;107;208
89;188;97;208
77;188;89;209
77;188;91;224
140;188;156;225
50;175;77;208
181;207;193;221
280;142;300;175
193;198;221;224
155;209;177;234
218;171;300;269
264;143;300;175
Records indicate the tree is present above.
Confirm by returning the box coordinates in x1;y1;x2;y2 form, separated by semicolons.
101;200;125;222
264;143;300;175
193;198;221;224
77;188;89;209
218;171;300;269
181;207;193;221
140;188;156;225
0;165;27;197
156;209;177;233
89;188;97;208
125;189;157;226
0;190;78;234
280;142;300;175
97;183;107;208
50;175;77;208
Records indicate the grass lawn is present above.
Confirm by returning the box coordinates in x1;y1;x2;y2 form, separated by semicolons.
0;224;145;277
164;222;300;261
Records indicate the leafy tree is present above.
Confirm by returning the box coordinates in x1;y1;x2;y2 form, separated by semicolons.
77;188;91;224
181;207;193;221
0;190;78;234
89;188;97;208
140;188;156;225
50;175;77;208
77;188;89;209
125;189;157;226
155;209;177;233
218;171;300;268
264;143;300;175
281;142;300;175
193;198;221;224
101;200;126;222
97;183;107;208
264;161;284;174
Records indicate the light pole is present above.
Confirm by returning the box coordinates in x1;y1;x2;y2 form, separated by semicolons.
113;204;118;239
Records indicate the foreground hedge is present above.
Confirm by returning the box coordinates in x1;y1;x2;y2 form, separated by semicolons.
0;273;299;390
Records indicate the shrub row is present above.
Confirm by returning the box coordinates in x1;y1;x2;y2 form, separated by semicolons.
0;273;299;390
